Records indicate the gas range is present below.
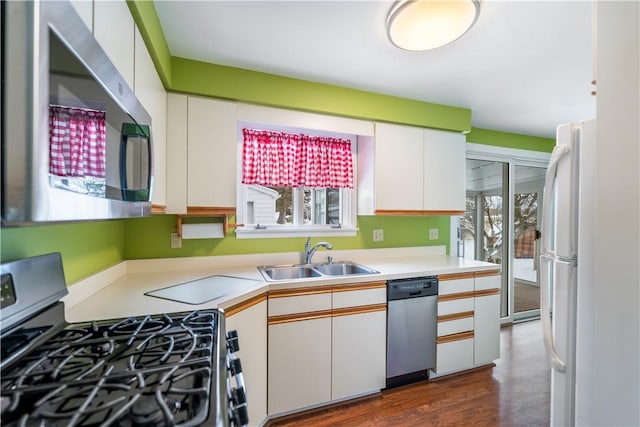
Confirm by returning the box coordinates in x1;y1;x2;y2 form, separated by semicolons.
0;253;248;426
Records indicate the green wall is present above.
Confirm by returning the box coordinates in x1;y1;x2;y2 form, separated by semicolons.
123;215;450;260
0;1;554;285
0;220;125;283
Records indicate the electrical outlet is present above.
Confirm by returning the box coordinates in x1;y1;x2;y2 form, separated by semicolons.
171;232;182;248
373;229;384;242
429;228;439;240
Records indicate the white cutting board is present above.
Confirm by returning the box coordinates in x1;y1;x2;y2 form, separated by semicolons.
145;275;261;305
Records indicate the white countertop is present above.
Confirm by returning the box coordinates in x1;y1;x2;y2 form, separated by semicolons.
64;247;499;323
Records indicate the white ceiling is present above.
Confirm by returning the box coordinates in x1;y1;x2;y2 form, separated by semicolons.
154;0;596;139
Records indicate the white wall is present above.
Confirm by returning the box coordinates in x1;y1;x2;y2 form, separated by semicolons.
578;1;640;425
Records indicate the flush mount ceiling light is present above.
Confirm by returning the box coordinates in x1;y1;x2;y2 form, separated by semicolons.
387;0;480;51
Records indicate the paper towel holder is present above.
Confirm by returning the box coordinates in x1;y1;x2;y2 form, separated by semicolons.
176;207;243;238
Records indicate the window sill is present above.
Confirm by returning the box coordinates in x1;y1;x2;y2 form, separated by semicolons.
235;226;357;239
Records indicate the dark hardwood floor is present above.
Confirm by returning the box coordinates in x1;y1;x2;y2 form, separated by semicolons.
271;319;550;427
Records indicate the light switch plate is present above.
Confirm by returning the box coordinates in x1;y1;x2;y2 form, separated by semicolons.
373;229;384;242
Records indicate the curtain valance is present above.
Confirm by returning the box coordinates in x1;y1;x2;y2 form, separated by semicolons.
241;128;353;188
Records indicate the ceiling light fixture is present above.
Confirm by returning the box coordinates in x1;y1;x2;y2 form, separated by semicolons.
387;0;480;51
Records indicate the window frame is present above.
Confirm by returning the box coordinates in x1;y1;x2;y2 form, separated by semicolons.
235;122;358;239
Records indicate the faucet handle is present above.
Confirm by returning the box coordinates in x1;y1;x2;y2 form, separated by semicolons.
327;256;333;264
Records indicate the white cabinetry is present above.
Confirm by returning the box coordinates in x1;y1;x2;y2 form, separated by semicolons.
331;284;386;400
267;282;386;416
93;0;134;89
374;122;465;215
134;29;166;210
268;290;332;415
474;272;502;365
224;296;268;427
165;94;237;214
433;270;501;377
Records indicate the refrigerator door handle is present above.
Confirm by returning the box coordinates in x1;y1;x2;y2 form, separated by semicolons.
540;254;566;372
541;145;570;256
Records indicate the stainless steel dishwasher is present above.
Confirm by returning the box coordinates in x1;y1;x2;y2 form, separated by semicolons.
386;276;438;388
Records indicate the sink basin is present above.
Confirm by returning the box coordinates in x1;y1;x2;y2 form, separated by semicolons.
261;265;322;281
258;261;378;282
313;262;378;276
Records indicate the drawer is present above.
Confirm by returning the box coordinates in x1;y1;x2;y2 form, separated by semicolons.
438;277;474;295
269;292;332;316
475;273;501;291
438;297;474;316
436;337;474;374
438;316;474;337
332;287;386;309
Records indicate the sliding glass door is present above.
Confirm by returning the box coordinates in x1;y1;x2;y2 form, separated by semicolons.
455;152;549;322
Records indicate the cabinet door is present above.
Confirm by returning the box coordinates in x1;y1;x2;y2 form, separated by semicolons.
332;310;386;400
436;338;474;374
474;294;501;365
93;0;134;89
268;317;332;415
423;128;466;212
374;123;423;211
165;94;188;214
225;300;268;427
134;29;166;208
187;97;237;208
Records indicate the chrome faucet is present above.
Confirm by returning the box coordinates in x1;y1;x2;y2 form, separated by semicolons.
304;237;333;264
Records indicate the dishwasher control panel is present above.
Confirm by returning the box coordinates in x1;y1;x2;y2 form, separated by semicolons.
387;276;438;300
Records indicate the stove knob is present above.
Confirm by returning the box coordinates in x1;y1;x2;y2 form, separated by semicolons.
226;330;240;353
231;404;249;426
230;386;247;405
228;357;243;375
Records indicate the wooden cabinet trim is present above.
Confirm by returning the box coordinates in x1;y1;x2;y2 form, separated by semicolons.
437;310;474;323
186;206;236;215
331;281;386;293
151;204;167;214
474;270;502;278
269;286;333;298
474;289;501;297
225;292;268;317
268;309;333;325
438;291;476;302
332;303;387;318
438;272;475;281
375;209;465;216
436;331;474;344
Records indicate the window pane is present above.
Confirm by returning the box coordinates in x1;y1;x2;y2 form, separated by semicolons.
309;188;341;225
245;185;292;225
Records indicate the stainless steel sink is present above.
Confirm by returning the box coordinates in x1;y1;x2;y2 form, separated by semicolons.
312;262;378;276
258;261;378;282
261;265;322;281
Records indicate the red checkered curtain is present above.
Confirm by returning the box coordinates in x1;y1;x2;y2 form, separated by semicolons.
49;105;106;178
241;128;353;188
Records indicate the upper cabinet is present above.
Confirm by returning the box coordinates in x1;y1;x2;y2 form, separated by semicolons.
93;0;135;89
166;94;237;214
374;122;466;215
134;29;167;210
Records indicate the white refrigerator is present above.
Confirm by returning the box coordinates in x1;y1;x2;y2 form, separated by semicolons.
540;119;596;427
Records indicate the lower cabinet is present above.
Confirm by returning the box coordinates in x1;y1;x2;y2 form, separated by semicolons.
224;295;268;427
434;270;501;377
267;282;386;416
332;309;386;400
268;316;332;414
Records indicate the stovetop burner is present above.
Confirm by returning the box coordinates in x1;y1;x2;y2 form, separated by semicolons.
1;310;219;427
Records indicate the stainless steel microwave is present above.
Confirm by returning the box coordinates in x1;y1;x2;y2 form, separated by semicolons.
1;0;153;224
